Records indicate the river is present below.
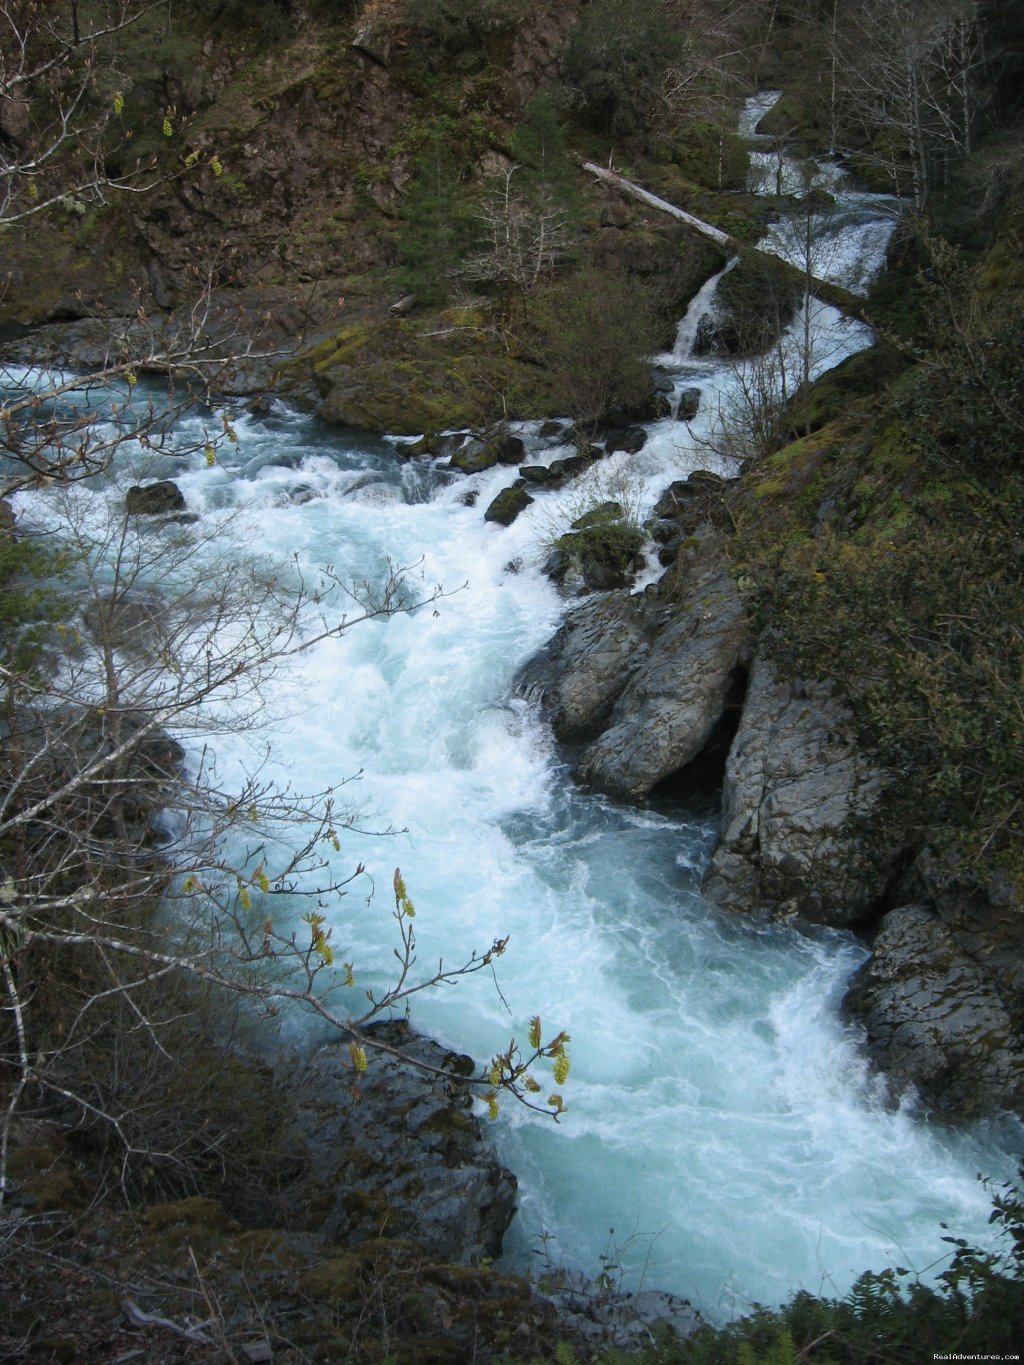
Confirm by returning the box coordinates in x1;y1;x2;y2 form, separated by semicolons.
8;95;1021;1323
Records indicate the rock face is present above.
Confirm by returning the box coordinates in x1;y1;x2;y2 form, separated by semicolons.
292;1020;517;1266
516;592;653;740
702;650;894;927
517;525;751;799
844;856;1024;1119
575;527;751;800
845;903;1024;1118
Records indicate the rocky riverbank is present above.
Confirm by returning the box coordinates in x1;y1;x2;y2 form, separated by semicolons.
515;441;1024;1125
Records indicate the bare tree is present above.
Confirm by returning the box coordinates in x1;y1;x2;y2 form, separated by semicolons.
0;1;270;498
0;0;200;225
459;163;571;318
830;0;986;208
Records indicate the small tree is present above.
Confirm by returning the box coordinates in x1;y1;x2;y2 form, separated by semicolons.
459;163;571;320
529;265;666;436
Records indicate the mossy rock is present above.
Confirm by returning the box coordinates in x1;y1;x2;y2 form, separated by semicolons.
484;484;533;525
6;1145;84;1211
753;89;828;148
696;250;801;355
142;1195;238;1231
293;307;546;436
733;425;841;540
785;343;910;436
298;1253;367;1306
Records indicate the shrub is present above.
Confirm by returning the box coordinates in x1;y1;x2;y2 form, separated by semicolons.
528;266;667;432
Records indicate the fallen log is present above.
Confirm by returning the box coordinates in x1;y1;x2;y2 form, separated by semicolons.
582;161;874;325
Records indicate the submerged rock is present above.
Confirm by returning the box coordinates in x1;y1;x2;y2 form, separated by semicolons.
702;650;896;927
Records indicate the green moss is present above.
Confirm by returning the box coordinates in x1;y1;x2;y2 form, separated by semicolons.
669;120;751;191
6;1146;84;1211
298;1254;366;1306
342;1187;394;1222
142;1195;237;1231
424;1106;473;1133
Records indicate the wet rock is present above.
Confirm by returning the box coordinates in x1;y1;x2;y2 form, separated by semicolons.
449;427;527;472
702;650;896;927
576;526;751;799
449;438;499;473
693;254;800;356
548;453;592;481
604;427;647;455
520;464;554;484
395;431;462;458
125;480;185;516
538;418;571;443
292;1021;516;1265
515;592;652;739
541;547;571;581
490;430;528;465
483;484;533;526
845;904;1024;1118
649;471;731;538
676;387;701;421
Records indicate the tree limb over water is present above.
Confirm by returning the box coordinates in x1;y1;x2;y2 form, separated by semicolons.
582;160;876;325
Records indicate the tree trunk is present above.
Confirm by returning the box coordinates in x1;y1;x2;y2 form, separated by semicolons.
581;162;875;324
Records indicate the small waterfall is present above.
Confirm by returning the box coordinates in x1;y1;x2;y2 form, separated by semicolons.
661;257;739;365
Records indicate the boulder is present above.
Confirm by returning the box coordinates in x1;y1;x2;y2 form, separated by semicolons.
845;904;1024;1119
514;592;652;740
449;438;499;474
520;464;554;484
692;254;800;357
125;480;186;516
449;428;527;473
558;505;645;592
604;426;647;455
491;430;528;465
676;387;701;421
291;1021;517;1265
575;526;751;800
702;650;896;927
483;485;533;526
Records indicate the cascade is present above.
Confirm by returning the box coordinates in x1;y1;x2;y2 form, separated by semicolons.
8;98;1020;1323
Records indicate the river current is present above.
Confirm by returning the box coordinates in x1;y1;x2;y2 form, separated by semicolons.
10;96;1022;1321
